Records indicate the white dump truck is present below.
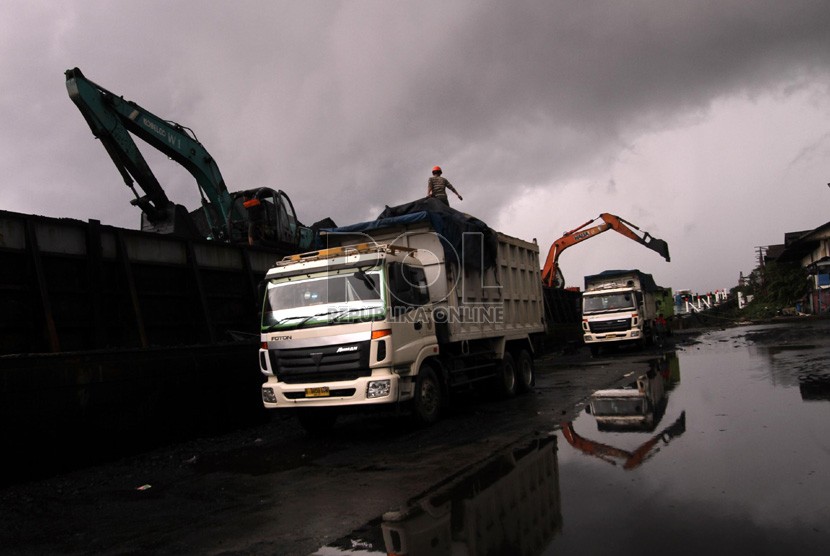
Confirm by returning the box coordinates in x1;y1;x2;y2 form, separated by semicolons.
581;269;672;355
258;199;545;431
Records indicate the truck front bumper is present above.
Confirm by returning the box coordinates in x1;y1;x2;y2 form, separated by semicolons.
583;330;642;344
261;370;409;409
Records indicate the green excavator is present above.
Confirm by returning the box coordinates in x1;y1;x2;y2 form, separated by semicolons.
66;67;323;252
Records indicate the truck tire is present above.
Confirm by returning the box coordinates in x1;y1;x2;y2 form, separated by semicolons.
413;364;442;425
297;408;338;434
589;345;599;357
516;349;535;393
496;353;518;398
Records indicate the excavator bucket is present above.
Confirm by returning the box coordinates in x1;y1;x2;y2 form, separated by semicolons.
641;234;671;262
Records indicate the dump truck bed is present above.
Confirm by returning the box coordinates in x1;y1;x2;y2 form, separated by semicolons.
322;205;545;344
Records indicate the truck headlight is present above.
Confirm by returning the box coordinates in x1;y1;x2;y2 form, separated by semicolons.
367;380;391;398
631;330;640;337
262;387;277;403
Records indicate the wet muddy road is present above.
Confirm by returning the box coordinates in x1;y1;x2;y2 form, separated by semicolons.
2;321;829;555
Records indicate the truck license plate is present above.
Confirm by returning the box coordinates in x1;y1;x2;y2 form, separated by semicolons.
305;387;330;398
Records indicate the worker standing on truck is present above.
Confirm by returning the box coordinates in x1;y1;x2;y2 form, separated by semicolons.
427;166;462;206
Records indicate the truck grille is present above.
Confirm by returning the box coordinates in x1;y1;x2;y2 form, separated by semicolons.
269;340;371;384
589;318;632;333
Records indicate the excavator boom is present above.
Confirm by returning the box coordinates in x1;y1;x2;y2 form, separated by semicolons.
66;67;233;238
65;67;315;250
542;212;670;288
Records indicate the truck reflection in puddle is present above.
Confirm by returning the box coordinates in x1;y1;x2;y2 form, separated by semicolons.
314;434;562;556
587;351;679;432
561;352;686;469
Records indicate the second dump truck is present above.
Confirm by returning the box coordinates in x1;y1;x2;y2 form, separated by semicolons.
581;269;673;355
257;200;545;431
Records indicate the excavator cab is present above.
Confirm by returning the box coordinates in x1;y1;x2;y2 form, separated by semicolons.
230;188;303;249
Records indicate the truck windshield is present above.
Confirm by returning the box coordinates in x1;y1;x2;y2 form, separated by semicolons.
582;292;635;313
261;269;384;331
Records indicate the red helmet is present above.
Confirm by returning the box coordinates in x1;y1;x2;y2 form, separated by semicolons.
432;165;442;173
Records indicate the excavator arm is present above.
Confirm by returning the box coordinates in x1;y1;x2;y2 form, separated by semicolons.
541;213;671;288
66;67;239;240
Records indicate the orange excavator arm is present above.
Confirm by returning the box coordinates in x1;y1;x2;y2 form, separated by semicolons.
541;213;671;288
561;411;686;470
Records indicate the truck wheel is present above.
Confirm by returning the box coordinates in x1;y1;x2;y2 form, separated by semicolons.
497;353;518;398
297;408;338;434
589;346;599;357
516;349;534;393
413;365;442;425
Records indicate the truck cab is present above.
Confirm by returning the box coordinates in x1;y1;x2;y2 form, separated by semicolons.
258;243;436;418
581;269;669;355
582;286;651;353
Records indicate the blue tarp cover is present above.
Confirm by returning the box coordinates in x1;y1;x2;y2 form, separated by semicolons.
321;197;498;271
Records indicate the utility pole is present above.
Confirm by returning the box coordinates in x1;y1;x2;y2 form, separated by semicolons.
755;246;767;268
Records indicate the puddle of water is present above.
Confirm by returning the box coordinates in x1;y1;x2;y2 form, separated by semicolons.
551;328;830;554
313;325;830;555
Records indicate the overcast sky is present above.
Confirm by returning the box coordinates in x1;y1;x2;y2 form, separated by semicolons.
2;0;829;293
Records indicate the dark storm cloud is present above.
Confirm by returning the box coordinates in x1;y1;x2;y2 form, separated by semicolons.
381;1;830;183
266;0;830;225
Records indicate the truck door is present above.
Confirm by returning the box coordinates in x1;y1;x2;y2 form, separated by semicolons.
388;263;434;367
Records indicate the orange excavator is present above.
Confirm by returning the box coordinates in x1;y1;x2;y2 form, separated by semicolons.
541;213;671;289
